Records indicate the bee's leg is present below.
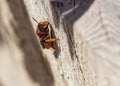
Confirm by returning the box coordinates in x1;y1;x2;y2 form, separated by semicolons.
47;42;57;51
40;40;46;49
45;38;59;42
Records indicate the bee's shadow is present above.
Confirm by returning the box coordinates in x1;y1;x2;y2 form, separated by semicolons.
49;24;61;58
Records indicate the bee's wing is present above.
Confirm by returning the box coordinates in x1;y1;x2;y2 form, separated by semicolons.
48;24;52;38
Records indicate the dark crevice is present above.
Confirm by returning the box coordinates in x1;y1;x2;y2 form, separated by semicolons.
50;0;94;85
50;0;94;60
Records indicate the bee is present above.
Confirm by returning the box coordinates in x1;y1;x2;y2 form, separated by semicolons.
32;17;59;51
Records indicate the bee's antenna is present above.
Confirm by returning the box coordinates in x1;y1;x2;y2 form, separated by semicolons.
32;17;39;23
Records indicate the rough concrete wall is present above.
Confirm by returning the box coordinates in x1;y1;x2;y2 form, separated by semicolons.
0;0;120;86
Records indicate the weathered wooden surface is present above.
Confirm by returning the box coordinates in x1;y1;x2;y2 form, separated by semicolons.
0;0;120;86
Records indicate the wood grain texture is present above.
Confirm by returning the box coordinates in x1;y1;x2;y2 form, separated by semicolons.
73;0;120;86
0;0;54;86
0;0;120;86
